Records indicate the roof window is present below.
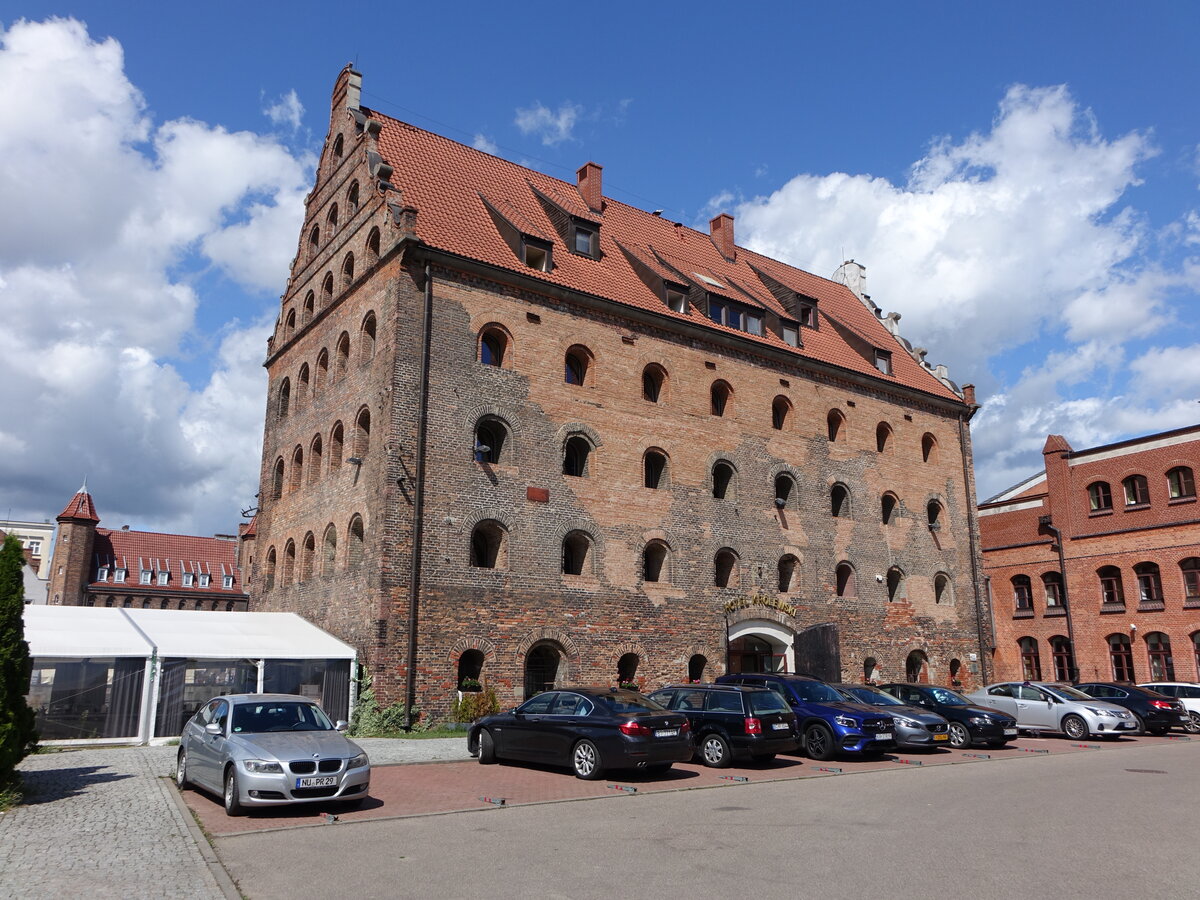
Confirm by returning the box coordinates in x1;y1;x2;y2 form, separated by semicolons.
198;573;211;588
665;288;687;314
97;567;108;582
874;350;893;375
182;573;195;587
223;575;234;589
140;570;152;585
157;571;169;586
572;221;599;258
114;568;126;584
707;296;763;337
523;238;552;272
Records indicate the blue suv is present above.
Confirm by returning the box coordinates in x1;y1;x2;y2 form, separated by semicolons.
717;673;896;760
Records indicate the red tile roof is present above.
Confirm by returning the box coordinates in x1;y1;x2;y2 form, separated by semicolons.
368;111;964;403
89;529;244;594
57;488;100;524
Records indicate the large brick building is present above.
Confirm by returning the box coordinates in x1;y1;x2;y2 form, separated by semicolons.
979;426;1199;683
248;67;991;716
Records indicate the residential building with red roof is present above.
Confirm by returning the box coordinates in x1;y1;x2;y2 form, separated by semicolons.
248;67;992;718
979;425;1200;684
46;486;248;611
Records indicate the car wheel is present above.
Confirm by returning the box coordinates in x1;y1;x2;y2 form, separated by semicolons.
572;739;603;780
700;734;732;768
175;749;190;791
478;729;497;765
1186;712;1200;734
804;723;836;761
1132;714;1146;735
1061;714;1088;740
947;722;972;749
1148;724;1169;736
223;767;244;817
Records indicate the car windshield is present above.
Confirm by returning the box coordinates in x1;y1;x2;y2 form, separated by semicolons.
929;688;971;706
231;701;334;734
1043;684;1092;701
841;687;904;706
789;681;845;703
595;693;666;715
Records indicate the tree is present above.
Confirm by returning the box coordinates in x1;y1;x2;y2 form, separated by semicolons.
0;533;37;776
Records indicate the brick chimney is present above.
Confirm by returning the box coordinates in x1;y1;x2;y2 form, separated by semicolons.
576;162;603;213
709;213;735;261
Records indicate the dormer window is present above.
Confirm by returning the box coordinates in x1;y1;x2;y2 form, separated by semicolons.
799;303;818;328
114;568;126;584
522;237;552;272
665;288;687;313
97;567;108;582
182;573;195;587
223;575;234;589
782;325;799;347
572;221;599;258
157;571;169;586
198;573;211;588
140;570;152;585
707;296;764;337
874;350;893;375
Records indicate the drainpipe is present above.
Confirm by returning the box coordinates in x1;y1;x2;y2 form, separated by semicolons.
958;415;990;685
404;262;434;729
1040;519;1077;681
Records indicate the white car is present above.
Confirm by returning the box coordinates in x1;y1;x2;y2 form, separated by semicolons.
1139;682;1200;733
966;682;1136;740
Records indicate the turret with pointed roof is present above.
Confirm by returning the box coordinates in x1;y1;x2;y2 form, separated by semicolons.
49;484;100;605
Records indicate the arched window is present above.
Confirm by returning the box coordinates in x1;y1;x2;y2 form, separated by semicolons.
876;422;893;453
1042;571;1064;608
827;409;846;442
1050;635;1074;682
643;540;669;583
642;364;666;402
905;650;929;684
643;449;668;489
831;483;851;518
321;272;334;306
354;407;371;458
562;530;593;576
271;457;284;500
1181;557;1200;602
341;252;355;289
1108;633;1134;681
712;461;736;500
714;549;739;588
479;327;508;367
921;432;938;463
1088;481;1112;512
335;332;350;379
308;435;323;486
564;345;592;386
563;435;593;477
302;291;315;326
1145;632;1174;681
864;657;880;683
887;566;905;602
934;572;952;604
470;520;508;569
347;180;360;214
277;378;291;419
359;312;376;365
315;349;329;395
308;224;320;254
329;422;344;471
1123;474;1149;507
347;515;364;569
474;417;509;464
688;654;707;683
881;493;899;525
322;525;337;575
617;653;639;686
458;650;485;690
300;532;315;582
926;500;943;529
778;555;799;592
296;364;310;411
710;380;732;417
263;547;277;592
1168;466;1196;499
289;446;304;493
836;562;857;598
774;473;796;510
1098;566;1125;606
365;226;380;264
332;133;344;158
282;540;296;584
1012;575;1033;611
1134;562;1163;604
1018;637;1041;681
771;396;792;430
326;203;339;232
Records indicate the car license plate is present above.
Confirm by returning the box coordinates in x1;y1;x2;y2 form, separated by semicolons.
1004;728;1018;735
772;723;789;731
876;732;893;741
933;733;948;741
296;775;337;788
654;728;679;738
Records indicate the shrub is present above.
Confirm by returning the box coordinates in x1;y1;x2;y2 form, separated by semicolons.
452;687;500;723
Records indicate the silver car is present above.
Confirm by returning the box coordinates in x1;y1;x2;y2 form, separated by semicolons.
835;684;951;749
966;682;1136;740
175;693;370;816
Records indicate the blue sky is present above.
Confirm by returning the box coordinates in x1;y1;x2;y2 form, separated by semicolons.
2;3;1198;534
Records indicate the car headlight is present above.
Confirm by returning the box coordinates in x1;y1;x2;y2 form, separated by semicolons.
894;717;919;728
1084;706;1117;717
243;759;283;774
966;717;990;726
834;716;856;728
348;753;369;769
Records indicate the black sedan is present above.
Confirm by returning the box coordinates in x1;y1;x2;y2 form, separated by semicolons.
878;683;1018;749
468;687;693;780
1073;682;1189;735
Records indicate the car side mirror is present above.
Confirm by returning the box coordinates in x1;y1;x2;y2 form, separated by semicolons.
335;720;348;732
204;722;223;736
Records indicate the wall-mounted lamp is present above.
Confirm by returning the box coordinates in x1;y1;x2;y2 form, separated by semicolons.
347;457;363;466
1129;623;1137;633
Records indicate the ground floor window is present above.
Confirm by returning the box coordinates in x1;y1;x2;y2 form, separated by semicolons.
1018;637;1042;681
688;654;707;683
1145;632;1174;681
524;643;562;699
1050;636;1075;682
1109;634;1134;682
26;658;144;740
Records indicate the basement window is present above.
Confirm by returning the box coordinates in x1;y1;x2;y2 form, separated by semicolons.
522;238;552;272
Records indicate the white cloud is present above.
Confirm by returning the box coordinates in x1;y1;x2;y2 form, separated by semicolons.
0;18;310;534
473;133;498;155
1129;344;1200;400
263;89;303;131
514;101;580;146
727;83;1200;499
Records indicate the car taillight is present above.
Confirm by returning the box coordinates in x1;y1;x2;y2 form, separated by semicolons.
744;717;762;735
1148;700;1174;710
680;720;691;734
619;720;652;736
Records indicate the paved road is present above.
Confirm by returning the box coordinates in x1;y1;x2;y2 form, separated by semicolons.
214;740;1200;900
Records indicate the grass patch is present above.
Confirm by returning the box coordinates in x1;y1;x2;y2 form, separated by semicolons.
0;773;24;812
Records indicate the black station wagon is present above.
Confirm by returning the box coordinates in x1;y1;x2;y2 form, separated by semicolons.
648;684;800;766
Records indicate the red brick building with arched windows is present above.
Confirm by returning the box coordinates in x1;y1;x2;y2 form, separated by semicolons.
980;425;1200;684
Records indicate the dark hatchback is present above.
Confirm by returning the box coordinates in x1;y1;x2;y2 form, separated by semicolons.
647;684;800;767
879;683;1017;749
467;687;693;780
1073;682;1189;735
716;673;895;760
